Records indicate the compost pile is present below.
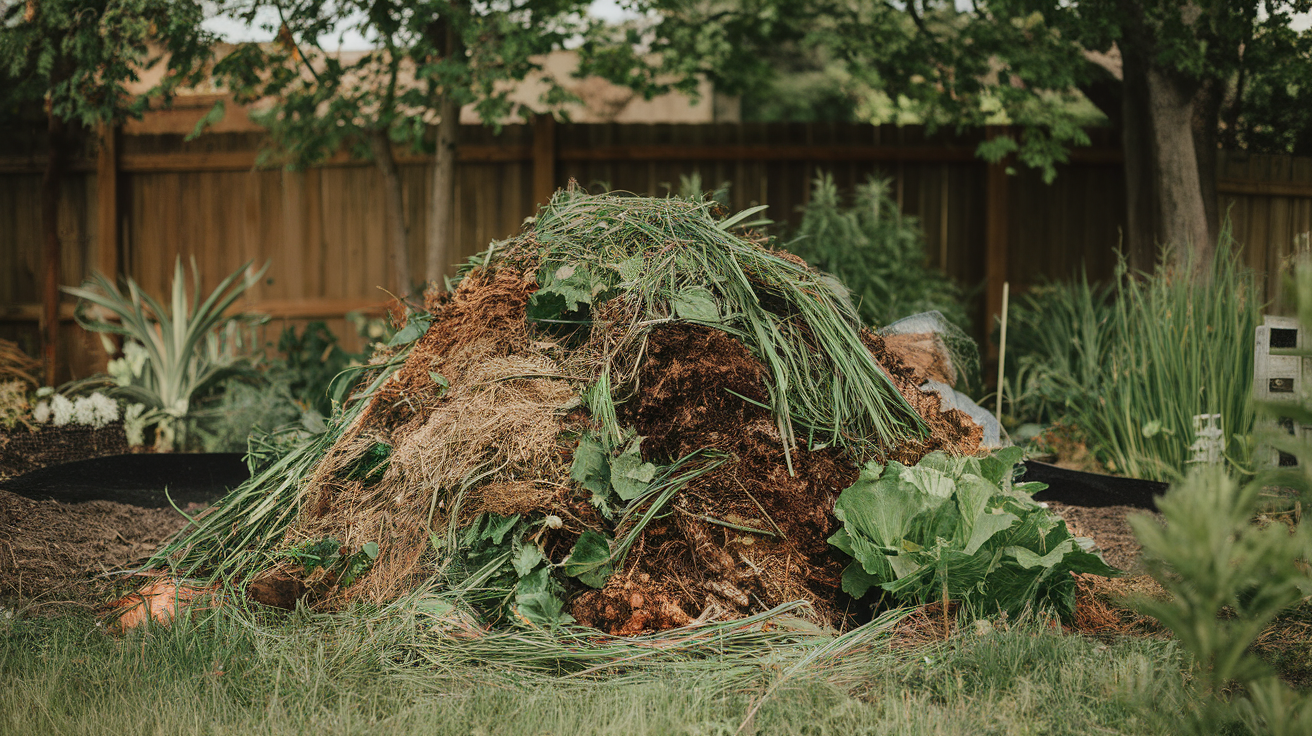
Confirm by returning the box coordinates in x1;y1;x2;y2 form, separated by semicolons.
160;189;984;634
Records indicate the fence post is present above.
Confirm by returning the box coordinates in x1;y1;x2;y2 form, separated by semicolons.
96;123;118;279
94;122;120;368
985;125;1011;366
533;113;556;207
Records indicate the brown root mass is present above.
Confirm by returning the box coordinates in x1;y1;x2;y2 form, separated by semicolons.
257;269;588;607
571;325;982;634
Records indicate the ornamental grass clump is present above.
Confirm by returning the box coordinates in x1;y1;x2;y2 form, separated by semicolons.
1003;228;1260;481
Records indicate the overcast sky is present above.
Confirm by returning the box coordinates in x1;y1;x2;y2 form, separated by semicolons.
203;0;638;50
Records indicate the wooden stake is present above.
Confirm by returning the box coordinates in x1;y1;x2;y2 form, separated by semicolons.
995;281;1010;427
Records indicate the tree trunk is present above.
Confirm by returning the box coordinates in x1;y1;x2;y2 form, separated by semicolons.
427;94;459;284
1145;64;1212;273
41;112;66;386
1192;77;1223;250
369;130;412;296
426;12;463;286
1118;45;1159;272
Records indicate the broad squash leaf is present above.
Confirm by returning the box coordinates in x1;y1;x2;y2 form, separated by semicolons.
564;530;613;588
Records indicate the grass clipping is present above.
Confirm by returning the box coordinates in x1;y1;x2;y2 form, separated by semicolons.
171;188;984;635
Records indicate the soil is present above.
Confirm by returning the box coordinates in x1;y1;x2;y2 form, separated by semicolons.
1044;501;1159;572
0;422;131;481
880;332;957;385
0;489;194;609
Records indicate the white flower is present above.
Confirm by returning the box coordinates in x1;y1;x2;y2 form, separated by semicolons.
33;401;50;423
35;386;54;398
86;393;119;428
50;395;74;426
73;397;97;427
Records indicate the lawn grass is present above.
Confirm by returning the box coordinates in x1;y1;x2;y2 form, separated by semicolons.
0;605;1197;736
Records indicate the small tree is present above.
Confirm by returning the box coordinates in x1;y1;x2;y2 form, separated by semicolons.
0;0;214;383
205;0;595;295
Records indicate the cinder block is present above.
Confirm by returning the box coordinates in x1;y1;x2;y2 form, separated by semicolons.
1253;315;1312;467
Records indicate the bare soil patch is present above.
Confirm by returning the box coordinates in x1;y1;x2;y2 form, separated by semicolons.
0;489;192;609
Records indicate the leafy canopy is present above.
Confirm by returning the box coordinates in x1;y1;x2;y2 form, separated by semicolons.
0;0;213;126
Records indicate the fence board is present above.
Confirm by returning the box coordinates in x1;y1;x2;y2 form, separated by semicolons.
5;123;1312;381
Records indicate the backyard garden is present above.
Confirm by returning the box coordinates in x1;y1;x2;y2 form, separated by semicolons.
5;1;1312;735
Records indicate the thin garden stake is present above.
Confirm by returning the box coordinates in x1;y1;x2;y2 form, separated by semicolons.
996;281;1009;427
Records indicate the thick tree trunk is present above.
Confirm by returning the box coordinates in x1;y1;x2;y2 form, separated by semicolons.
369;130;412;296
41;112;66;386
1118;46;1159;271
1192;77;1223;250
1145;65;1212;273
427;95;458;284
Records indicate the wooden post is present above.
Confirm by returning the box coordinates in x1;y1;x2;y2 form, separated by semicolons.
40;114;66;386
984;125;1011;365
96;123;118;278
532;113;556;208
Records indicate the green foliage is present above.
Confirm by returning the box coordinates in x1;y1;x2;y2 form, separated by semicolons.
999;274;1112;426
1130;471;1312;734
786;173;970;332
528;188;927;463
0;604;1199;736
0;0;213;127
1003;232;1261;481
830;449;1117;619
455;513;573;628
149;344;413;582
63;259;268;451
205;1;594;167
280;538;380;588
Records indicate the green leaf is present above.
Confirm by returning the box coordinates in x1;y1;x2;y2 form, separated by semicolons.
482;514;521;546
841;561;880;598
564;530;613;588
512;542;545;577
186;100;226;142
671;287;721;322
611;436;658;501
361;542;379;560
514;567;574;627
829;448;1119;619
570;434;611;505
388;315;431;346
428;371;449;390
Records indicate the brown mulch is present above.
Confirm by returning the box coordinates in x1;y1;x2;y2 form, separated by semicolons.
0;489;191;610
1044;501;1159;572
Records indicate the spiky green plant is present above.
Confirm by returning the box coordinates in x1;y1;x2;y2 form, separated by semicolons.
63;259;267;450
1003;227;1260;481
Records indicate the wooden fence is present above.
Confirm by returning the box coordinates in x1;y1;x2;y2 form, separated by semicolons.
3;120;1311;381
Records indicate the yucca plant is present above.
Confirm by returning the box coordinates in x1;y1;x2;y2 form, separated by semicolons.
63;258;268;450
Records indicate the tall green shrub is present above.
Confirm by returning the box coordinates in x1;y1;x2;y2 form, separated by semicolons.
787;174;970;332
